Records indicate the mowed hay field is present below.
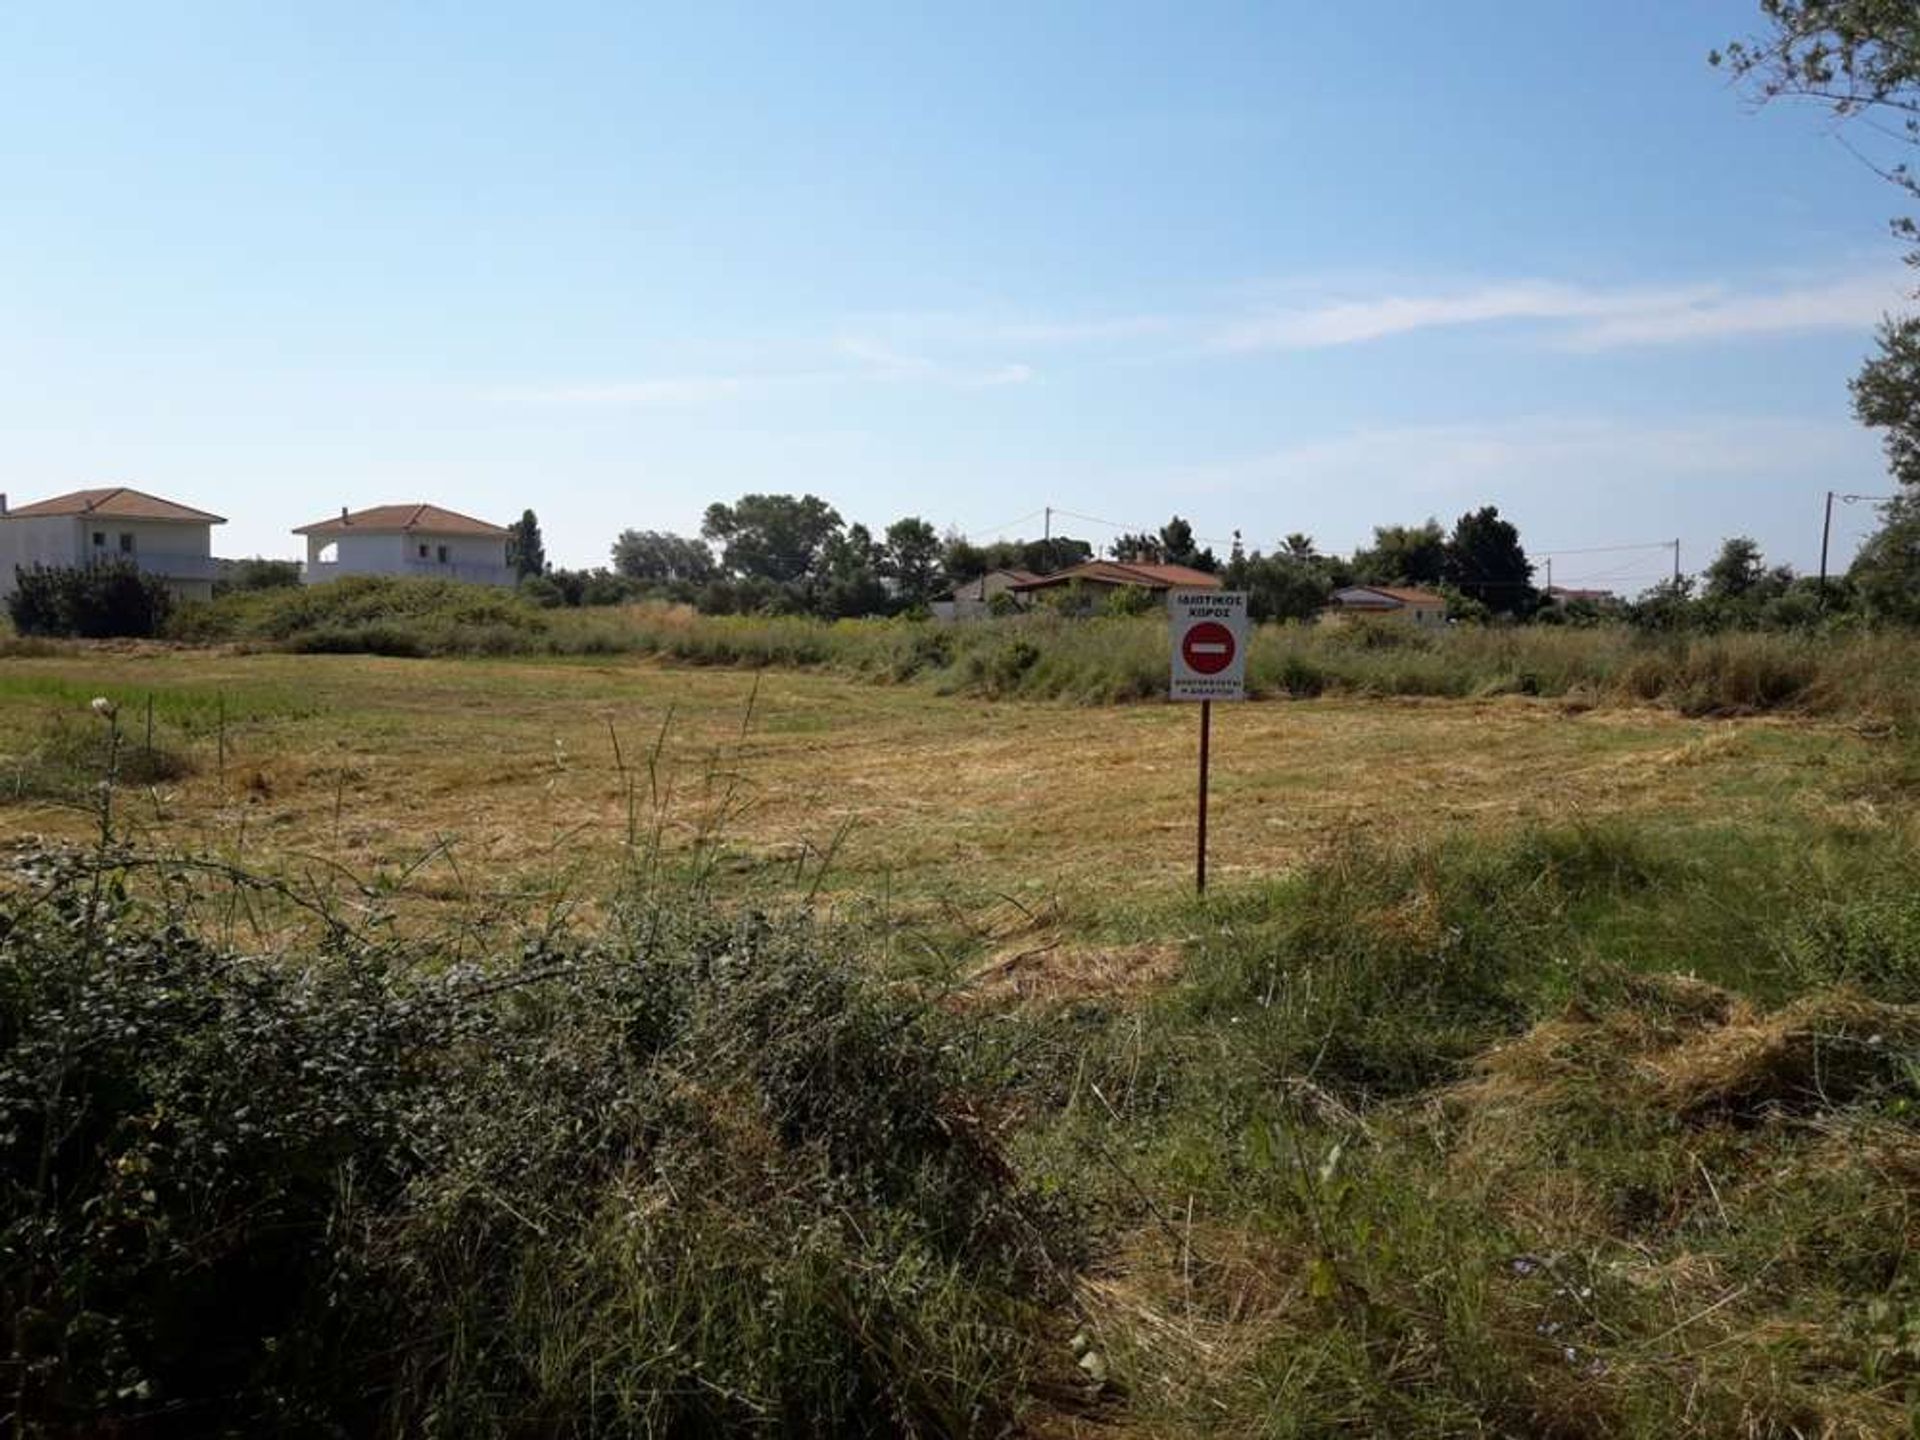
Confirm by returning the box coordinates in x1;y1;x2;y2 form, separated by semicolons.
6;644;1920;1436
0;648;1891;918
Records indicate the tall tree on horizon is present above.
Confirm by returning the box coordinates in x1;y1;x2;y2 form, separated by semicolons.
506;510;546;579
1442;506;1535;614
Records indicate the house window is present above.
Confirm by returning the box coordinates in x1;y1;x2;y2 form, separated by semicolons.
417;543;429;559
436;545;448;563
119;533;134;554
91;531;105;548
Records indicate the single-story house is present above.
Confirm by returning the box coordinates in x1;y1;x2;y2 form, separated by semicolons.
1325;585;1448;628
0;487;226;602
929;567;1040;621
295;504;514;586
1008;560;1222;610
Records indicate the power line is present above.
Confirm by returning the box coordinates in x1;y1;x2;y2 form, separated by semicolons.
1532;541;1677;558
960;508;1045;540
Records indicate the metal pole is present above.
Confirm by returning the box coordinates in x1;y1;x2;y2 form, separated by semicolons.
1196;700;1211;895
1819;490;1835;607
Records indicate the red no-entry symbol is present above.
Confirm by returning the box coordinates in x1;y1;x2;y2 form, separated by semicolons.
1181;621;1236;675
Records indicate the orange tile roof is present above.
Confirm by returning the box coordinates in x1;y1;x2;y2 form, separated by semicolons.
3;486;226;524
293;503;508;538
1010;559;1223;591
1336;585;1447;607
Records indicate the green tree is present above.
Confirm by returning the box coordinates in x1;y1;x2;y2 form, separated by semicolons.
1854;315;1920;488
1157;515;1218;571
882;517;944;606
1715;3;1920;263
1704;535;1767;600
815;522;888;617
1016;535;1092;575
1850;491;1920;620
1108;531;1162;563
1352;521;1446;586
941;534;989;585
1442;507;1535;615
1720;5;1920;586
506;510;546;579
1223;545;1333;622
609;529;716;584
701;494;844;585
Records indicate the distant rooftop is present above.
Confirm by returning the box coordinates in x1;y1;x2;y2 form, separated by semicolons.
1011;560;1223;591
3;486;226;525
293;503;508;538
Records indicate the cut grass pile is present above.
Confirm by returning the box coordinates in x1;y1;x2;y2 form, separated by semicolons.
1004;820;1920;1435
159;577;1920;719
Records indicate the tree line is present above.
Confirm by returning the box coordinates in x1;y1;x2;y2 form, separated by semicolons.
489;494;1903;631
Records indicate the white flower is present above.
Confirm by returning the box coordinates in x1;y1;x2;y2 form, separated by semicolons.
90;697;117;719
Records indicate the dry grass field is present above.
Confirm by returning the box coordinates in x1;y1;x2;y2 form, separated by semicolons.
6;645;1919;1436
0;648;1889;922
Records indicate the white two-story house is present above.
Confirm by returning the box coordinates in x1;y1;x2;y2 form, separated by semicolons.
0;487;225;602
295;504;514;586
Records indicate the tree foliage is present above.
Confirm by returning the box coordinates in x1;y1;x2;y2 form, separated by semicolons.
882;517;943;606
1110;515;1217;571
1442;507;1535;615
610;529;717;584
506;510;547;579
1704;535;1768;600
1720;3;1920;569
7;562;175;638
1850;490;1920;620
1353;521;1446;587
701;494;844;585
1853;314;1920;487
1715;2;1920;258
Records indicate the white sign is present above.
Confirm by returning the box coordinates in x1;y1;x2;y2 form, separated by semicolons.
1169;590;1249;701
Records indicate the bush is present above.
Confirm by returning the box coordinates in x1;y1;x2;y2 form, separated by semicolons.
6;562;174;639
212;558;302;596
0;871;1061;1434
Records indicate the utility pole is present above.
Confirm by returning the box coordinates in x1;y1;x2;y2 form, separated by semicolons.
1672;539;1681;585
1819;492;1896;606
1545;556;1553;593
1819;490;1835;607
1043;505;1052;571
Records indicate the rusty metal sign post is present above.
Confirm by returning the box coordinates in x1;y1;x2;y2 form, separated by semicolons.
1168;589;1249;894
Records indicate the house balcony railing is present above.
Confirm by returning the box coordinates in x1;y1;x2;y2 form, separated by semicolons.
302;558;516;588
81;552;220;582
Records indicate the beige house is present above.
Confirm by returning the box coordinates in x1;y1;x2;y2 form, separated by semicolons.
0;487;225;602
930;567;1039;621
295;504;514;586
1326;585;1448;628
1009;560;1222;611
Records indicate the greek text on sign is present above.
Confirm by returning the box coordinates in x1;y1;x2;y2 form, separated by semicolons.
1169;590;1249;701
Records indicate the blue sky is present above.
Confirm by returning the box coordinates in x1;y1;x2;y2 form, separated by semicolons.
1;2;1910;586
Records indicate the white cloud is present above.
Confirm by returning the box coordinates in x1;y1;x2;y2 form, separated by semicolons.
1205;267;1908;353
1562;271;1905;348
832;335;1036;387
498;264;1906;410
1180;415;1870;496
